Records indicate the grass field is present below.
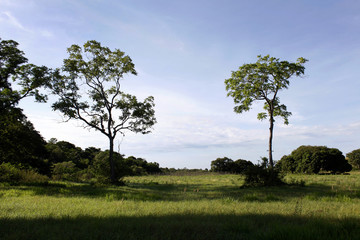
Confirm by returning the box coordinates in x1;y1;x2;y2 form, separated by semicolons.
1;172;360;239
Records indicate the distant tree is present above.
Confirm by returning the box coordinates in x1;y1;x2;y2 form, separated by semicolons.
276;155;296;173
233;159;254;174
123;156;162;175
144;161;162;174
210;157;234;172
52;161;79;181
49;40;156;183
225;55;307;167
278;145;352;174
81;147;101;166
46;140;87;169
346;149;360;169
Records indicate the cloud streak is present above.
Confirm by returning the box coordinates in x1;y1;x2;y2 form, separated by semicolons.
0;11;29;32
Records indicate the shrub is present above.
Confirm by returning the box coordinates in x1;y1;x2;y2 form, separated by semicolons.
19;169;49;184
130;165;147;176
243;165;285;187
346;149;360;169
51;161;79;181
0;162;48;184
0;162;22;182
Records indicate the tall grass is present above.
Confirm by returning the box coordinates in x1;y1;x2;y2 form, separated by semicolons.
1;172;360;239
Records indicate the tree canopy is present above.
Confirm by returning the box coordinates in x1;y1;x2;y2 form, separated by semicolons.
277;145;352;174
0;38;52;112
346;149;360;169
225;55;307;167
210;157;253;174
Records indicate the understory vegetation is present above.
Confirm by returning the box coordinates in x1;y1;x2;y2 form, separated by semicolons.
1;173;360;240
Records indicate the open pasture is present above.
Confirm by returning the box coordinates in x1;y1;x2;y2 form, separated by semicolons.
1;173;360;240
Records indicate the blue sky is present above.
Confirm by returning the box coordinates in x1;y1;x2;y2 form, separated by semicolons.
1;0;360;169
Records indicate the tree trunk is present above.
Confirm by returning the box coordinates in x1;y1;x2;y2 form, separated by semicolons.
268;110;274;168
109;136;116;183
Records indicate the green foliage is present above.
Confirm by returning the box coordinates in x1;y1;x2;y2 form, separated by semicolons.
0;38;52;176
210;157;234;172
243;165;285;187
225;55;307;167
44;138;161;182
277;155;296;173
225;55;307;117
277;146;352;174
49;40;156;183
124;156;162;175
211;157;254;173
46;139;95;169
0;162;48;184
51;161;79;181
90;151;130;183
346;149;360;169
0;38;52;111
0;108;49;174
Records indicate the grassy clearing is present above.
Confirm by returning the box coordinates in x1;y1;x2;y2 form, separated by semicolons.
1;172;360;239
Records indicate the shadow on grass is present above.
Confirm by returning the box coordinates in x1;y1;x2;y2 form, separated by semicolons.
1;213;359;240
1;180;359;202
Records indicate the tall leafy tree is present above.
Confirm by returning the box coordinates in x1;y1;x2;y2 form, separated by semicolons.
0;38;52;174
225;55;307;167
49;40;156;183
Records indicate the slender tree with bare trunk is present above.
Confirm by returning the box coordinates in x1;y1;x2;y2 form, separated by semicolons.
225;55;307;168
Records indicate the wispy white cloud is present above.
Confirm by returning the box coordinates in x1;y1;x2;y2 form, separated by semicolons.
0;11;30;32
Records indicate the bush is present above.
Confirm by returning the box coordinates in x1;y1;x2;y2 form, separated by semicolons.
0;162;48;184
346;149;360;169
90;151;131;183
51;161;79;181
278;146;352;174
243;165;285;187
0;162;22;182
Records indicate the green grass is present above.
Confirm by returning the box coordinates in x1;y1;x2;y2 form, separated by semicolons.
1;172;360;239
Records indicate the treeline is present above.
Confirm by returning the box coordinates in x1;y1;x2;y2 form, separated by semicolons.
0;110;162;184
211;145;358;175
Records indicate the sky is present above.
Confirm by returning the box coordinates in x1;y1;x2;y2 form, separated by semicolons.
1;0;360;169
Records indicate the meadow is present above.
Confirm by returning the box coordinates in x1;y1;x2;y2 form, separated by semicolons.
1;172;360;240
